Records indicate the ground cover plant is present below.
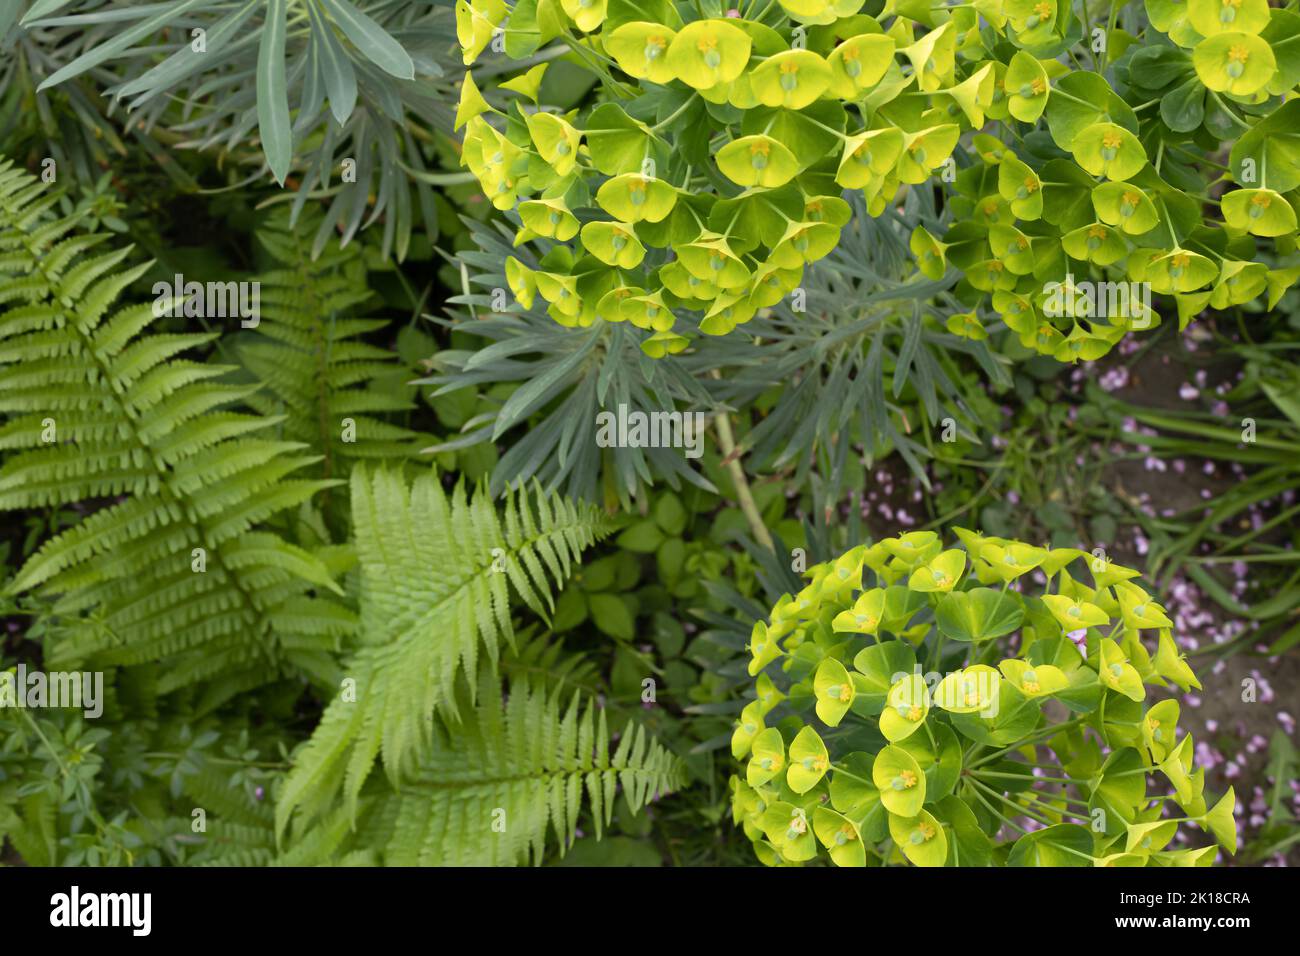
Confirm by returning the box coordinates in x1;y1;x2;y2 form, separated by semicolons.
0;0;1296;870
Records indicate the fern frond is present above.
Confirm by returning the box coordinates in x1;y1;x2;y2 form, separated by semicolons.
275;464;614;835
0;158;351;696
498;626;602;696
241;208;431;480
2;794;59;866
353;668;687;866
183;765;276;831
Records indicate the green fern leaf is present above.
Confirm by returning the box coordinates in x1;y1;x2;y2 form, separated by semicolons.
0;157;352;698
240;208;432;481
275;463;614;835
353;668;687;866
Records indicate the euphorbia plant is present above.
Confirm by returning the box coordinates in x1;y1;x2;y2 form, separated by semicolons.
729;530;1236;866
455;0;1300;359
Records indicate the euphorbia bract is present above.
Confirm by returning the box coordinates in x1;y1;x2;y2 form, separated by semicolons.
729;532;1235;867
455;0;1300;359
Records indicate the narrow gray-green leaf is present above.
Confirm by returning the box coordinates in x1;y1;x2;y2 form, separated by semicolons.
893;310;922;399
307;0;358;124
257;0;293;184
116;1;260;104
494;336;599;439
319;0;415;80
36;0;207;91
0;3;21;37
21;0;81;26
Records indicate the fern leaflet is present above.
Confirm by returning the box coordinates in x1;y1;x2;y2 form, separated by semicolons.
275;463;614;834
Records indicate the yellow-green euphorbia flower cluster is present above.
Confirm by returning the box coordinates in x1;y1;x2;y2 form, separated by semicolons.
455;0;1300;359
729;531;1235;867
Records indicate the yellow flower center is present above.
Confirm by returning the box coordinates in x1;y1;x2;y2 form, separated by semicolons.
780;61;799;75
1034;1;1052;17
984;201;998;216
697;36;718;54
1251;192;1272;208
1023;176;1039;194
789;814;807;834
1228;44;1250;64
1030;77;1045;95
1088;224;1108;240
1023;680;1040;693
750;140;770;157
906;705;923;721
919;821;936;840
839;823;857;841
1223;0;1241;7
1122;190;1141;207
1101;130;1123;150
843;46;861;63
900;770;918;788
837;683;852;702
987;259;1004;272
812;755;829;772
1171;253;1190;268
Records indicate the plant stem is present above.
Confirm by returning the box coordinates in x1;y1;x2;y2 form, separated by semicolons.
966;716;1086;768
710;373;774;552
971;769;1074;785
967;784;1030;835
651;93;698;133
